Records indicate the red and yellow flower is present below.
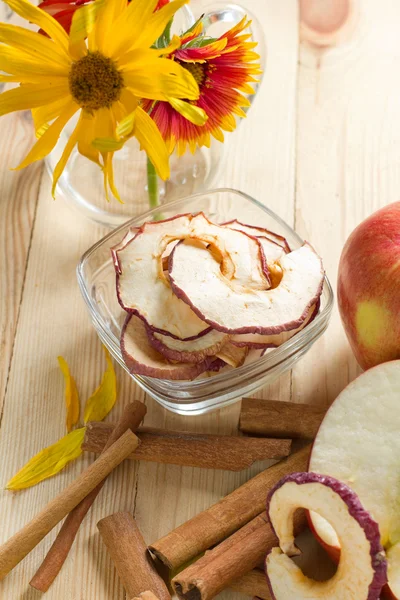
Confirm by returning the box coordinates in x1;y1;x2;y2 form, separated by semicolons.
143;17;262;156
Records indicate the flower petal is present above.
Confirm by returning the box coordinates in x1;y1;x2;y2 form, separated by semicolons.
32;96;72;135
0;23;70;68
123;57;199;100
3;0;69;53
76;110;101;165
69;0;105;58
166;97;207;126
84;347;117;423
134;0;189;50
58;356;80;433
134;105;170;180
6;428;85;491
0;82;70;117
15;101;78;169
0;45;68;77
95;0;132;54
52;115;80;197
107;0;158;58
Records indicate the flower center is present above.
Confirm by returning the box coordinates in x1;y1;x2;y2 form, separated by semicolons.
179;61;206;87
69;51;124;111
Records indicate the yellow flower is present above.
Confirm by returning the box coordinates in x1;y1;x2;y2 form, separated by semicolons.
0;0;200;200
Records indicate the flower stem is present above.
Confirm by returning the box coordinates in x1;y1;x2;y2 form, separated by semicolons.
147;157;159;210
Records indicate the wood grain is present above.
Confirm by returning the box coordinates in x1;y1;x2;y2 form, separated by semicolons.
0;112;42;417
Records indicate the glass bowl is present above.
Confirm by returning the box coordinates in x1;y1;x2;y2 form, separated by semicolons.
77;189;334;415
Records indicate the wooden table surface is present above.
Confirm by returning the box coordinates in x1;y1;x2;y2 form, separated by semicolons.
1;0;400;598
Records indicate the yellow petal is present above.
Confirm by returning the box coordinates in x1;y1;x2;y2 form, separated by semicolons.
123;57;199;100
84;346;117;423
103;150;122;203
116;110;136;138
52;116;80;197
94;0;128;54
69;0;105;59
32;97;72;135
15;101;78;169
166;98;207;126
0;73;68;84
0;23;70;68
4;0;69;53
107;0;158;58
134;0;189;50
92;137;124;152
0;83;70;117
0;46;68;78
6;428;85;491
77;111;101;165
134;105;170;180
158;35;182;55
58;356;80;433
120;88;140;113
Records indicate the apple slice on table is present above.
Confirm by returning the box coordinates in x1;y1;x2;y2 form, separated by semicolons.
309;361;400;598
265;472;387;600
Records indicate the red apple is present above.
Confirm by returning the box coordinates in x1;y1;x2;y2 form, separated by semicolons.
338;202;400;370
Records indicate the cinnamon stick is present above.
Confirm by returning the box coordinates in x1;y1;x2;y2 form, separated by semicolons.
172;511;306;600
149;444;310;570
230;569;271;599
98;512;170;600
240;398;326;439
0;429;138;580
30;401;147;592
83;422;291;471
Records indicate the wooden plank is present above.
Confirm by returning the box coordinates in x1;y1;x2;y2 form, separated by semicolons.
0;113;42;415
292;0;400;407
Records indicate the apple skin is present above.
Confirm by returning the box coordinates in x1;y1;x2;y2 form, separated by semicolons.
338;202;400;370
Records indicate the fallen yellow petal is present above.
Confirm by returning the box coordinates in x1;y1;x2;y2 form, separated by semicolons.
6;428;86;491
84;347;117;423
58;356;80;433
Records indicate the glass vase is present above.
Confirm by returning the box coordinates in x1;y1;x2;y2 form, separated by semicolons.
45;3;266;228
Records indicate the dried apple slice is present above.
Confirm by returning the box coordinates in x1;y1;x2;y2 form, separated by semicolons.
147;327;229;364
215;341;248;367
231;301;319;348
266;472;387;600
111;227;138;275
121;315;213;381
115;213;270;339
169;242;324;334
223;219;291;252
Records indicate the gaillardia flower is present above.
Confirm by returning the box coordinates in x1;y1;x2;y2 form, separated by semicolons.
0;0;199;199
143;17;262;156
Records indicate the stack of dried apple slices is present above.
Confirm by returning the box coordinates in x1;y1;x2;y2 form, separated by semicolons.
112;213;325;380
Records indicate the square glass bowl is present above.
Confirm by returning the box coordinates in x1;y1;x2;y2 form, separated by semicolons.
77;189;333;415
